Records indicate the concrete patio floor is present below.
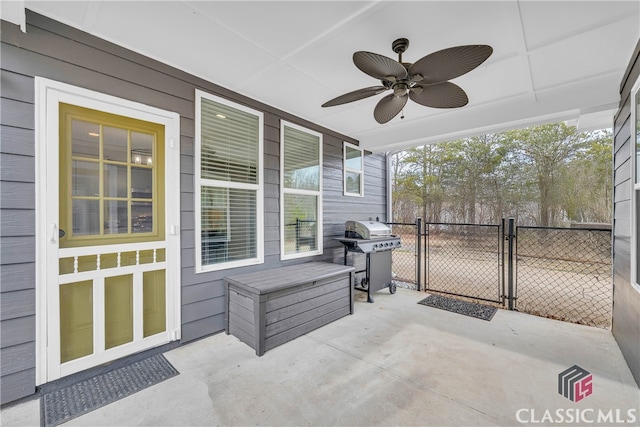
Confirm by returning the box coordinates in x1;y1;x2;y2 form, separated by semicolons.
2;288;639;426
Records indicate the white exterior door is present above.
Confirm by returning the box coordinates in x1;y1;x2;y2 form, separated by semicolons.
35;78;181;383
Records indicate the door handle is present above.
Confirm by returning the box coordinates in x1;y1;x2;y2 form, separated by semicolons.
50;223;58;243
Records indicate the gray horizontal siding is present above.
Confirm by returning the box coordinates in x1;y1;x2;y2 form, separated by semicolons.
1;342;35;377
0;316;35;347
0;9;387;404
0;262;36;293
612;38;640;387
0;125;35;157
0;368;35;405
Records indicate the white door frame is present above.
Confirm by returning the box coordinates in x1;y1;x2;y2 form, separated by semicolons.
34;77;181;385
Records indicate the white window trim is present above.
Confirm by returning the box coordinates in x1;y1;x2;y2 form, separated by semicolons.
343;141;364;197
195;89;264;272
280;121;323;260
631;77;640;293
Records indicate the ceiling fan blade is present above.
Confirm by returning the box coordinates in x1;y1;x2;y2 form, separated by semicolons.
353;51;408;81
322;86;387;107
409;45;493;84
409;82;469;108
374;93;408;124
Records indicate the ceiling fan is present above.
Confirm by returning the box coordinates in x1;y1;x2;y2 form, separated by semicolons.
321;38;493;124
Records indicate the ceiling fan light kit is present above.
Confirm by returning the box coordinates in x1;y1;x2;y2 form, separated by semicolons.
322;38;493;124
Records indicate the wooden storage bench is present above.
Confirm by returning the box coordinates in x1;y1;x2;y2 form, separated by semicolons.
224;262;355;356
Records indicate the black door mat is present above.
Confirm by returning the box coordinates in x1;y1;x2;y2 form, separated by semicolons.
418;294;498;321
41;354;179;427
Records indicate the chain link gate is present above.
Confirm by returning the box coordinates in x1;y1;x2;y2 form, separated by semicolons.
423;222;504;304
386;220;422;290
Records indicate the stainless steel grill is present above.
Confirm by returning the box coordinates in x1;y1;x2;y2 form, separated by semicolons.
336;221;401;303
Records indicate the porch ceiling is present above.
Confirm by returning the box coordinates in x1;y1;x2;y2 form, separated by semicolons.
5;1;639;152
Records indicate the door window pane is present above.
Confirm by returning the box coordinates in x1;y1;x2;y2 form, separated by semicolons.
71;120;100;159
103;126;128;162
131;132;154;166
72;160;99;197
104;164;128;198
104;200;128;234
132;202;153;233
60;280;93;363
105;274;133;349
132;167;153;199
72;199;100;235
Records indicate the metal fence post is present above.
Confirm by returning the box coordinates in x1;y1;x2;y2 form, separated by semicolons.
416;217;422;291
501;218;506;306
507;218;515;310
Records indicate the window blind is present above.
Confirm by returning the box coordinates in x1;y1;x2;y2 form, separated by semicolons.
283;126;320;191
200;98;259;184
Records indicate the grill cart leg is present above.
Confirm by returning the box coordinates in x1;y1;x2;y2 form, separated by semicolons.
366;252;374;303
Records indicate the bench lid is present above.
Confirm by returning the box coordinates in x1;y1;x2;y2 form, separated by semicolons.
224;262;355;295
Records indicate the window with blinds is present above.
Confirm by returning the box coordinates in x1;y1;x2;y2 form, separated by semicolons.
281;122;322;259
344;142;364;197
195;90;263;272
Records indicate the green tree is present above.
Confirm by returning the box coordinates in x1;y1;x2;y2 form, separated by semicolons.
445;134;509;223
506;123;588;226
560;130;612;223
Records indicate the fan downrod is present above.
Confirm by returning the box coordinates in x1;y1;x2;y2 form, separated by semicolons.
392;38;409;63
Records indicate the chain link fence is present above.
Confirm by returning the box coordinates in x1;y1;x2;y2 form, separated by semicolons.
385;219;612;329
425;223;503;303
515;226;612;328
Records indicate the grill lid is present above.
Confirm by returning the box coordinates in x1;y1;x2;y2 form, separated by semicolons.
345;220;392;240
